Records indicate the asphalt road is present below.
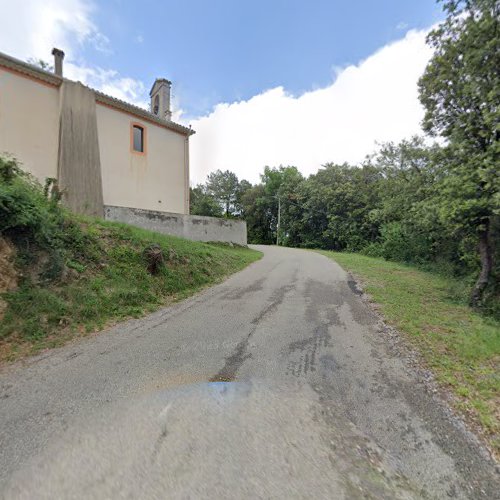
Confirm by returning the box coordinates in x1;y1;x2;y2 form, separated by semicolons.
0;245;498;499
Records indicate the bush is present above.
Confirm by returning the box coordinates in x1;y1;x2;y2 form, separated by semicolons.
361;242;384;258
379;222;432;264
0;155;95;284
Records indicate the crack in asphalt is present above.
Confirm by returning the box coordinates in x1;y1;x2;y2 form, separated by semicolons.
210;272;298;382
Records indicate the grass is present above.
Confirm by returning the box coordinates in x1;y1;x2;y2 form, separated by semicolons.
319;251;500;456
0;218;261;362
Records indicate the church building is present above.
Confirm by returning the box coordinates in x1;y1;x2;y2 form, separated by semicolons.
0;48;194;217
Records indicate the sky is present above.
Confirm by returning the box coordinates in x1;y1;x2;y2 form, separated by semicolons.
0;0;443;184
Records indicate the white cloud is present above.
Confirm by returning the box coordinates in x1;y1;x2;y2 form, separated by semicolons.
0;2;433;186
88;32;112;55
189;29;433;185
0;0;102;60
0;0;145;106
65;63;148;109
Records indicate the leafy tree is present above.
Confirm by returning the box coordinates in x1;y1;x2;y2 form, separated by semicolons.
418;0;500;306
365;137;448;263
206;169;240;217
235;179;252;216
240;184;275;244
260;166;304;244
189;185;223;217
300;163;381;251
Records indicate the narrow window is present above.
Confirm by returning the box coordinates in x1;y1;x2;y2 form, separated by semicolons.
132;125;144;153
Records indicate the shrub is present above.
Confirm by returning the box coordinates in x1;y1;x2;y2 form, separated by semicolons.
379;222;431;264
361;242;384;258
0;155;95;284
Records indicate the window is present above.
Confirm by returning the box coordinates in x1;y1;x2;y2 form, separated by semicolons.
133;125;144;152
131;123;146;154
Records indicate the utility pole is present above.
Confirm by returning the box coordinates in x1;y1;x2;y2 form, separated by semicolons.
276;195;281;246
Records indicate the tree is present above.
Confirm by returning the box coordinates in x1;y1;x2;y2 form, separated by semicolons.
206;170;240;217
297;163;380;251
240;184;275;244
189;186;223;217
418;0;500;306
366;138;449;263
260;166;304;244
235;179;252;216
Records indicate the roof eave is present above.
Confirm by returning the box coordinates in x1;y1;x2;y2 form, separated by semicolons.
94;90;195;136
0;50;195;137
0;51;62;87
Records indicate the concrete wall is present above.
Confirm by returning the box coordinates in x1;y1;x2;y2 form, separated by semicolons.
58;81;104;217
96;104;188;215
0;68;59;182
105;205;247;246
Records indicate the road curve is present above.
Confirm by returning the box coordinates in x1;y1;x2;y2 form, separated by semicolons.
0;245;498;499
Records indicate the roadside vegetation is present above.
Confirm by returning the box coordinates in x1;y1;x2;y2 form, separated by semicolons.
0;156;261;362
321;251;499;456
191;0;499;316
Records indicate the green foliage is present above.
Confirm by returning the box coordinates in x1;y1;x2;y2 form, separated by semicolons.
192;129;498;314
0;157;261;354
377;222;428;263
43;177;63;205
205;169;242;217
0;156;99;285
0;155;22;183
190;171;252;219
419;0;499;148
262;165;305;246
197;2;500;305
418;0;499;305
190;185;224;217
240;184;275;244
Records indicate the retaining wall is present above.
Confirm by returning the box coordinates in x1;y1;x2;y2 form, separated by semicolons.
104;205;247;246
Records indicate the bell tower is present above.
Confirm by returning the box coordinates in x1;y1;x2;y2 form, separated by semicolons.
149;78;172;121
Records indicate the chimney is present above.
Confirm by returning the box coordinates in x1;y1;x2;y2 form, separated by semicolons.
51;48;65;77
150;78;172;121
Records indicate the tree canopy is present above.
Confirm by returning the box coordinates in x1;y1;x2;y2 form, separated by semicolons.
418;0;499;305
190;0;499;313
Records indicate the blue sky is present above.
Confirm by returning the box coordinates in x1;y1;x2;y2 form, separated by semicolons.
0;0;444;182
82;0;442;118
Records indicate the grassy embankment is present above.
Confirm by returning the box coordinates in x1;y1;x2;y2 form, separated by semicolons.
1;221;260;362
0;158;261;362
320;251;499;455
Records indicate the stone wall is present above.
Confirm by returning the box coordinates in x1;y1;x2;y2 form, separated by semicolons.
104;205;247;246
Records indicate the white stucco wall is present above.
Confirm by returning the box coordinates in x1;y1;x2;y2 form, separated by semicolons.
96;103;188;214
0;68;60;182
